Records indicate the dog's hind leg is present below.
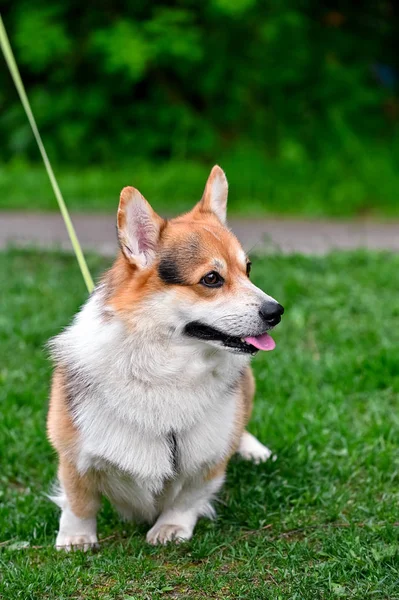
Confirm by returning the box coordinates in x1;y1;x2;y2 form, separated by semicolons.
237;430;272;463
235;366;273;463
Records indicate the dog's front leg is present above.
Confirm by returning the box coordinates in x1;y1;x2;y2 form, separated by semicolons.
146;471;225;545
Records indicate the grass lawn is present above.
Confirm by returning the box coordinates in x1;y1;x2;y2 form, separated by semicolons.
2;150;399;218
1;248;399;599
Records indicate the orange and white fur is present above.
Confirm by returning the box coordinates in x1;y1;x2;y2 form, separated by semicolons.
47;166;284;550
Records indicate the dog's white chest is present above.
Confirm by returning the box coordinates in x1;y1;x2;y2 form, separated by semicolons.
76;364;238;483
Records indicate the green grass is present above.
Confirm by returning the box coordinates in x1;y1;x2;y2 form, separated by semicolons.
2;146;399;218
1;248;399;599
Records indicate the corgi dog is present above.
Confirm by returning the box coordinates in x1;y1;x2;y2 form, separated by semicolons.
47;166;284;550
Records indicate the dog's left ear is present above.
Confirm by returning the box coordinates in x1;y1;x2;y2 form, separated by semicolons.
194;165;228;224
117;186;164;267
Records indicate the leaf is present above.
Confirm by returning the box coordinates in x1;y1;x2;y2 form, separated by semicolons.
332;584;346;596
8;541;30;550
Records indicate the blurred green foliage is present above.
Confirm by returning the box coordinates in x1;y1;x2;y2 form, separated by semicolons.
2;149;399;217
1;2;398;215
2;1;398;163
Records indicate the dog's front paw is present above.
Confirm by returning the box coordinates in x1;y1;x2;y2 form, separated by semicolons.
238;431;274;464
55;532;99;552
146;523;192;545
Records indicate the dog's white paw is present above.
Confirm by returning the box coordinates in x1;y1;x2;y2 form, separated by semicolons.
146;523;192;545
238;431;273;464
55;532;99;552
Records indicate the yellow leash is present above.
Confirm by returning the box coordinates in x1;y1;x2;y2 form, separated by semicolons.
0;15;94;293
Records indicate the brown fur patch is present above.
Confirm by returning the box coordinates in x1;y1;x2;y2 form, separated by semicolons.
47;368;79;456
103;253;159;317
156;216;249;298
58;457;100;519
48;368;100;519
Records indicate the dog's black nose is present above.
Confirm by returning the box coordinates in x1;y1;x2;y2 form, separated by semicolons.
259;301;284;326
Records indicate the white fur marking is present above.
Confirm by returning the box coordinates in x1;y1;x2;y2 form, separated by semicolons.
238;248;247;269
238;431;272;464
146;475;224;545
54;489;98;552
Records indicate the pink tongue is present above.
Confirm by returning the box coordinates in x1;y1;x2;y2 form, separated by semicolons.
244;333;276;351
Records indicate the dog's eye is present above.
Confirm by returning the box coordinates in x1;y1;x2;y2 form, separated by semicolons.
246;261;252;277
200;271;224;288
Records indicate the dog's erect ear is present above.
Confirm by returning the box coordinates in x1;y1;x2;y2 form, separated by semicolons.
117;187;164;267
194;165;228;224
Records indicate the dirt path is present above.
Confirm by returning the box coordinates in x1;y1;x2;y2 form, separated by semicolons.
1;212;398;256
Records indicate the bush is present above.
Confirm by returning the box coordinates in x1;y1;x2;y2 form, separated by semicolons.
1;1;398;167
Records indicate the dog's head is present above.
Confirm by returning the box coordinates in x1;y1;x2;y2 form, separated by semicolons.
107;166;283;355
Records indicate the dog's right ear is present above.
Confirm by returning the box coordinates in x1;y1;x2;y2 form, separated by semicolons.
117;187;164;267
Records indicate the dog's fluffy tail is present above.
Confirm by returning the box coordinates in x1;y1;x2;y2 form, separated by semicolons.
47;480;66;509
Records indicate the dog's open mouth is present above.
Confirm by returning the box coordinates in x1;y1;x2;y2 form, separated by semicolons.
183;322;275;354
